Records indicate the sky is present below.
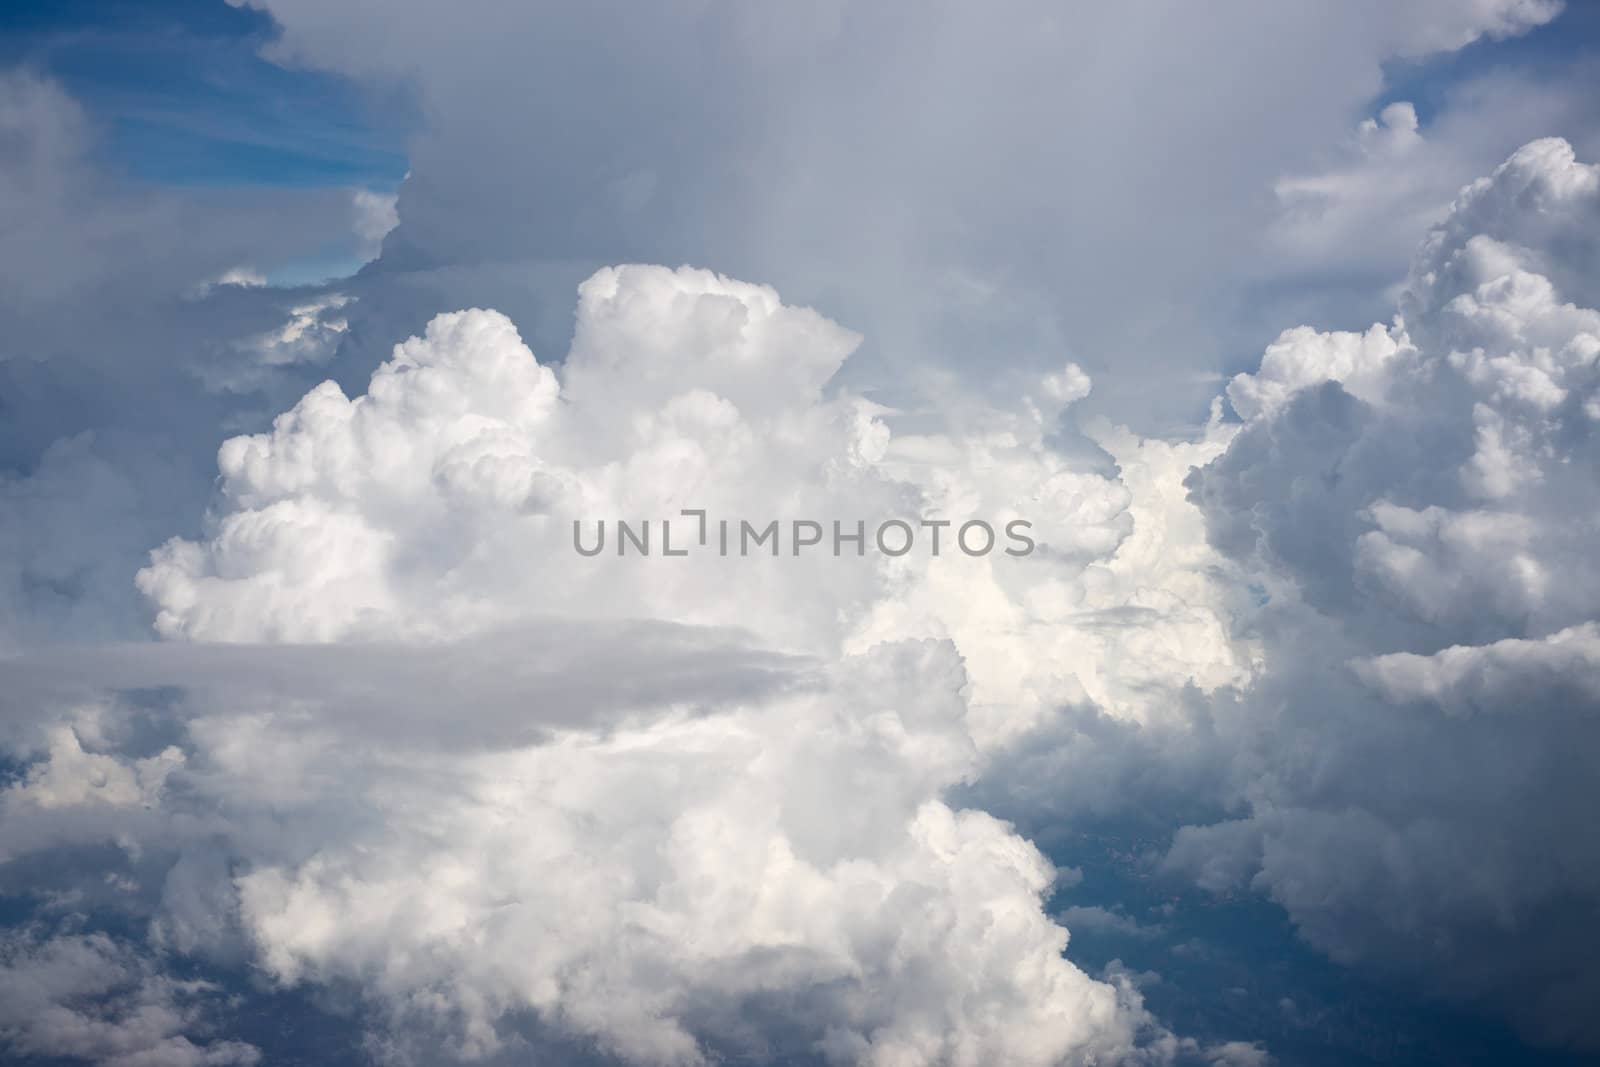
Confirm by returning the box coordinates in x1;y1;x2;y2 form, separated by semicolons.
0;0;409;188
2;2;1600;1066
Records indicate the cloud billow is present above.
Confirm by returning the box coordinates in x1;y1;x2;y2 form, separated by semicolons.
4;4;1600;1061
1175;137;1600;1049
15;263;1252;1063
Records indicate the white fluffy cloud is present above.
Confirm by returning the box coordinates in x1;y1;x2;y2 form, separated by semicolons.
88;264;1252;1062
6;15;1599;1055
0;638;1186;1065
109;134;1600;1059
229;643;1151;1066
138;263;1249;743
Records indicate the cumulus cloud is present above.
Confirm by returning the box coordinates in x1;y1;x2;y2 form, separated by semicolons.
6;9;1600;1060
0;930;259;1067
6;721;182;813
1264;54;1600;328
0;264;1261;1063
1175;136;1600;1047
137;263;1250;744
0;637;1178;1065
88;134;1600;1060
1225;323;1404;422
1354;621;1600;714
229;643;1146;1066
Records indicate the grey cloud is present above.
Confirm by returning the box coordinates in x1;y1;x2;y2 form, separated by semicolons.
1354;622;1600;715
239;0;1579;432
0;928;260;1067
0;619;818;752
0;70;400;647
1165;137;1600;1048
